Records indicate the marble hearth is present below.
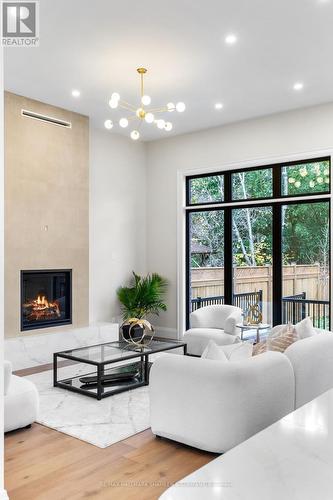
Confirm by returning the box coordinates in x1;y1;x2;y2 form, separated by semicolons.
5;323;119;371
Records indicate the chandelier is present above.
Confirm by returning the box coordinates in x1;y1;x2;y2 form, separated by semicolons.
104;68;186;140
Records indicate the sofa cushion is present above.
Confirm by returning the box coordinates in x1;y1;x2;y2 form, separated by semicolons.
184;329;238;356
202;340;253;361
284;333;333;408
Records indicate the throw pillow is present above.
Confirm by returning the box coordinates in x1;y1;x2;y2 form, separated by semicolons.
201;340;229;363
220;341;253;361
267;326;299;353
294;316;316;339
202;340;253;361
252;341;267;356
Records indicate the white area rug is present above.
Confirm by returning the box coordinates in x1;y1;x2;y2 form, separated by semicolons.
26;363;151;448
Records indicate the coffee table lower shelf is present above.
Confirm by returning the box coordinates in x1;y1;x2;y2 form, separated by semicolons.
53;339;187;400
53;356;150;400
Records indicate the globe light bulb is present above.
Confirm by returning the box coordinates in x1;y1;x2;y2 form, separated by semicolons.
309;180;315;188
288;177;295;184
104;119;113;130
164;122;173;131
111;92;120;101
145;112;154;124
141;95;151;106
324;168;329;176
325;177;330;184
130;130;140;141
176;102;186;112
300;168;307;177
317;176;323;184
294;181;301;188
167;102;175;112
109;98;118;109
119;118;129;128
156;119;165;129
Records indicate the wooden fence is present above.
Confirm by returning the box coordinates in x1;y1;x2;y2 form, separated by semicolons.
191;264;329;324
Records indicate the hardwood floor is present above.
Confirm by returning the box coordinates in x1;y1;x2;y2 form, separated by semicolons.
5;367;217;500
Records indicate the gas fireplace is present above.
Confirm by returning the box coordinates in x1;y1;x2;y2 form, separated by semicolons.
21;270;72;331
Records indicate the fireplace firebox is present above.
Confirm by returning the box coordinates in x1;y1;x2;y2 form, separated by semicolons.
21;270;72;331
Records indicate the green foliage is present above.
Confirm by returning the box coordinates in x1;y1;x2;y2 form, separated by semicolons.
190;161;330;268
283;161;330;196
190;175;223;204
117;272;168;320
232;168;272;200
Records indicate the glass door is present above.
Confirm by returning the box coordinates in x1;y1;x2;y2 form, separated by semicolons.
232;206;273;328
188;210;224;323
282;201;330;329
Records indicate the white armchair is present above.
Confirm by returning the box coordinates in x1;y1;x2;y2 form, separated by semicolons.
4;360;39;433
184;304;243;355
150;351;294;453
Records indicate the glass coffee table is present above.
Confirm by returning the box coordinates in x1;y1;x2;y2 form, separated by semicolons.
53;338;187;400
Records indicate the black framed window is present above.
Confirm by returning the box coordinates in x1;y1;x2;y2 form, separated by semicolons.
188;173;224;205
232;168;273;200
281;159;330;196
185;157;331;330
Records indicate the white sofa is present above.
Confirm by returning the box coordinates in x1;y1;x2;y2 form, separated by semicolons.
150;332;332;453
4;360;39;433
184;305;243;356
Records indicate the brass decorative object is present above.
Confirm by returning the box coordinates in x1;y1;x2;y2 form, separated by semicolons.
245;303;262;325
121;317;155;349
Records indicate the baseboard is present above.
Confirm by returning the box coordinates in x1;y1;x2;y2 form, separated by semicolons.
155;327;179;340
0;489;9;500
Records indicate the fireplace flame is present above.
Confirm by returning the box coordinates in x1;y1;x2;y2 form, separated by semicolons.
36;295;50;308
23;294;61;322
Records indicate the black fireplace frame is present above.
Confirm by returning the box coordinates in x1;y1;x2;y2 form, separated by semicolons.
21;269;72;332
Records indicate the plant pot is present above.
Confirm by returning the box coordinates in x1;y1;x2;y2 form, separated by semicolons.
121;323;144;341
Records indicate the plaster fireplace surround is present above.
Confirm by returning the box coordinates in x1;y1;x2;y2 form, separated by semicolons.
5;92;90;338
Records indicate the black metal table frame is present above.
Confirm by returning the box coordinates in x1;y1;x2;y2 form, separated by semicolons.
53;340;187;400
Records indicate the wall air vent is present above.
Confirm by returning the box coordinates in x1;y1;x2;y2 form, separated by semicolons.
21;109;72;128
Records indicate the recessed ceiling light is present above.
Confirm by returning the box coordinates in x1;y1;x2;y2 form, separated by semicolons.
225;34;237;45
293;82;304;91
71;89;80;97
215;102;223;110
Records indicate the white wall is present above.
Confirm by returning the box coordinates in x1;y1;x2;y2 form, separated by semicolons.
90;129;147;324
0;49;7;499
146;103;333;335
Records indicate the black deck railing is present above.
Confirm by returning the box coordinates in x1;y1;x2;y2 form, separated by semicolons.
282;292;330;330
191;290;263;313
191;290;330;329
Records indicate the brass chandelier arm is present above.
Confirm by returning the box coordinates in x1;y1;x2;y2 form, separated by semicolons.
147;106;171;113
119;100;137;112
126;114;139;122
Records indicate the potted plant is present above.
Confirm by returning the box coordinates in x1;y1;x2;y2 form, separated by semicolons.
117;272;168;342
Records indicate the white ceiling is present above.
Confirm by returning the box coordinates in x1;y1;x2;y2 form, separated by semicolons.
4;0;333;141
